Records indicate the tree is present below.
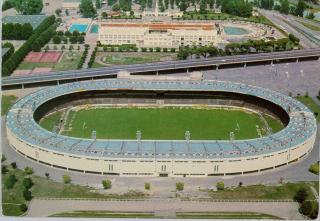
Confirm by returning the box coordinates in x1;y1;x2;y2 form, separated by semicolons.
63;175;71;184
216;181;225;190
260;0;274;10
295;0;306;17
96;0;102;9
5;174;17;189
2;165;9;174
23;189;32;201
102;179;112;189
70;36;78;44
65;9;69;16
179;1;188;12
45;172;50;179
24;166;34;175
53;35;62;44
280;0;289;14
176;182;184;191
130;10;134;16
23;177;34;189
20;204;28;212
11;162;17;169
79;0;97;18
112;3;120;12
200;0;207;14
294;188;308;203
102;12;108;19
2;0;14;11
15;0;43;15
1;154;6;162
306;12;315;19
78;35;85;44
144;183;151;190
55;9;62;16
300;201;313;216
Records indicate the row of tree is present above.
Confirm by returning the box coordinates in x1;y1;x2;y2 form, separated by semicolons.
2;0;43;15
53;30;85;44
2;42;15;64
2;15;56;76
32;24;58;52
2;23;33;40
254;0;309;18
78;44;90;69
177;35;299;59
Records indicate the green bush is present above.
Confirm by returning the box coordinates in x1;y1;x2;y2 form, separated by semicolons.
53;35;62;44
1;154;6;162
24;166;34;175
5;175;17;189
23;177;33;189
309;161;319;175
155;47;161;52
20;203;28;212
62;175;71;184
2;165;9;174
144;183;151;190
176;182;184;191
294;188;308;203
23;189;32;201
216;181;225;190
11;162;17;169
102;179;112;189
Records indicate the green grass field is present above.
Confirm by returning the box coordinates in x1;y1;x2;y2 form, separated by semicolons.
39;111;63;131
2;95;18;116
50;211;282;219
296;96;320;121
58;107;283;140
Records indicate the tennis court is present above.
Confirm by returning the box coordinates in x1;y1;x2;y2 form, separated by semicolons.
24;52;62;63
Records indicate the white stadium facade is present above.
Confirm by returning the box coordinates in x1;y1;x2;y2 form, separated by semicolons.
6;79;317;177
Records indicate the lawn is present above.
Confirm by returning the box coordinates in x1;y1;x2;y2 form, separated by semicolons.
176;212;282;219
296;96;320;121
16;52;82;71
2;95;18;116
96;52;176;66
50;211;155;218
2;167;147;216
59;107;284;140
206;182;318;200
297;21;320;31
309;161;319;175
39;111;63;132
50;211;281;219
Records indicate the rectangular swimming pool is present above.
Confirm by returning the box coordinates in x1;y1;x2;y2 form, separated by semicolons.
69;23;88;33
90;24;99;33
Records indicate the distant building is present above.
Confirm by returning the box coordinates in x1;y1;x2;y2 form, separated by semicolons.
62;0;81;11
98;22;222;48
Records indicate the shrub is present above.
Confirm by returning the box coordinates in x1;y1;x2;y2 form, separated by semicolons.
45;172;50;179
62;37;68;44
11;162;17;169
69;45;74;51
141;48;147;52
294;188;308;203
1;154;6;162
23;177;33;189
176;182;184;191
78;35;85;44
69;36;78;44
155;47;161;52
170;48;176;53
20;203;28;212
144;183;151;190
5;175;17;189
65;30;72;37
149;48;153;52
308;161;319;175
62;175;71;184
53;35;62;44
102;179;112;189
61;45;66;50
24;166;34;175
163;48;168;53
23;189;32;201
2;165;9;174
216;181;225;190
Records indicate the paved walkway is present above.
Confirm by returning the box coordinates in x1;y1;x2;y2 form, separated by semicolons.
26;198;304;219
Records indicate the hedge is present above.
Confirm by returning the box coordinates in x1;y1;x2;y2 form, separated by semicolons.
2;23;33;40
2;15;56;76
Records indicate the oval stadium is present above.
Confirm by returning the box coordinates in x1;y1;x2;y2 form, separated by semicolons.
6;79;317;177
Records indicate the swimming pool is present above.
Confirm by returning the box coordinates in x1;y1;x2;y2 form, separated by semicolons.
69;23;88;33
90;24;99;33
224;26;250;35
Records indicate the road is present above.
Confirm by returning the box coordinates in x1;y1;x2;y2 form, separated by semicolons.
2;48;320;87
259;9;320;48
26;198;304;219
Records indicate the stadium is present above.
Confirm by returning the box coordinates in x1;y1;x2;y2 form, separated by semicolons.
6;79;317;177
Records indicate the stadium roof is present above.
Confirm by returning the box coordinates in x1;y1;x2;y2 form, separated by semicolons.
7;79;317;160
2;15;47;29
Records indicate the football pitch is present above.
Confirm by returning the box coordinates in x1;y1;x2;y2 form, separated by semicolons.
49;107;284;140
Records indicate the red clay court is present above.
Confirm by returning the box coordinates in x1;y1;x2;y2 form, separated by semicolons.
24;52;62;63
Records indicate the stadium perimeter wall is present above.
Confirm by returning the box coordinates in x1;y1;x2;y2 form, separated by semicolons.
6;128;316;177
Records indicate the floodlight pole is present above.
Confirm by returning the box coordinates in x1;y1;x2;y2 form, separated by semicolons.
185;131;191;153
91;130;96;140
136;130;142;153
